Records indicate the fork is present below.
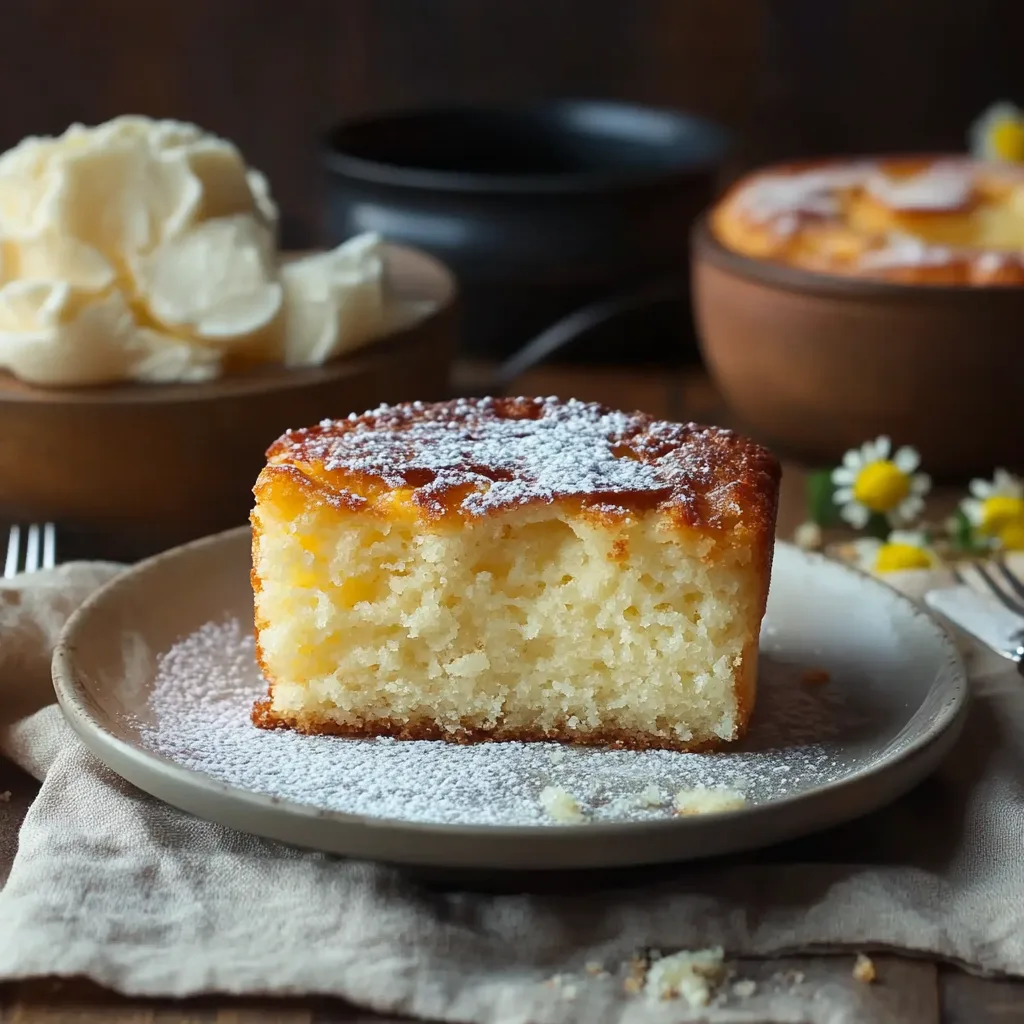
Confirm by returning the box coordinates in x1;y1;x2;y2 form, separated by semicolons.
4;523;57;578
926;557;1024;674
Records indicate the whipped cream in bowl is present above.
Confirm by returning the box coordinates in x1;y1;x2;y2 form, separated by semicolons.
0;116;416;387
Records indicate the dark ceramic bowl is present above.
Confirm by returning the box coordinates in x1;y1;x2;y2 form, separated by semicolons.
324;100;729;369
691;218;1024;481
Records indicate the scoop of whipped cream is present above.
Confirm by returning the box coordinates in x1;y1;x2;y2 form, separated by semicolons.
0;116;396;386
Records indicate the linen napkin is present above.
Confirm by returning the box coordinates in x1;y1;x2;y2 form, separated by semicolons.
2;560;1024;1024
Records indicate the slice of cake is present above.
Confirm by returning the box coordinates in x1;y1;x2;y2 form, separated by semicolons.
250;397;780;751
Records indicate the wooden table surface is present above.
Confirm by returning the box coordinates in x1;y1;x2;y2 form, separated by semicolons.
2;363;1021;1024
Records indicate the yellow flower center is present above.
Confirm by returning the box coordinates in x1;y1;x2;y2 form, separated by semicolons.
874;543;933;573
996;517;1024;552
979;495;1024;534
852;461;911;513
989;119;1024;162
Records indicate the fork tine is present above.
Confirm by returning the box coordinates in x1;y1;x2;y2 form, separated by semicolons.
973;560;1024;618
23;523;40;574
4;525;20;578
42;522;56;569
994;556;1024;604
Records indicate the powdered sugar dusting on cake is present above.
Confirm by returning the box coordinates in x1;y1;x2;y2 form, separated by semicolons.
734;160;975;226
136;618;866;827
265;397;778;526
735;165;872;224
858;233;956;270
727;159;1024;281
864;163;974;212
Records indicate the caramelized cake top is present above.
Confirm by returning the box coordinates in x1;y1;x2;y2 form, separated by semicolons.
711;156;1024;285
261;396;780;534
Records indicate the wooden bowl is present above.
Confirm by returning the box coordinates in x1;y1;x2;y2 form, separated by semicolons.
0;243;457;547
691;218;1024;481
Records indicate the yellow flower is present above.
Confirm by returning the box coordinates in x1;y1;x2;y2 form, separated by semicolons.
961;469;1024;551
854;531;938;575
832;437;931;529
970;101;1024;163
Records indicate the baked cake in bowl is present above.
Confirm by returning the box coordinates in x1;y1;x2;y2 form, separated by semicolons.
711;157;1024;285
250;397;780;751
692;156;1024;480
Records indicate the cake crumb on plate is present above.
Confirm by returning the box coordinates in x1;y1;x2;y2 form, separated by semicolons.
539;785;587;823
673;785;747;815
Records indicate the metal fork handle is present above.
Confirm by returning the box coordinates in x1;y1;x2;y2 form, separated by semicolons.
952;561;1024;674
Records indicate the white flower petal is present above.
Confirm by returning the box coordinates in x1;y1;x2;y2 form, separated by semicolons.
842;503;871;529
892;495;925;523
861;441;878;464
888;529;927;547
831;466;856;485
893;446;920;473
842;449;863;471
969;479;992;500
994;468;1024;498
961;498;984;526
852;537;882;570
911;473;932;496
833;487;855;505
875;436;891;460
853;538;882;555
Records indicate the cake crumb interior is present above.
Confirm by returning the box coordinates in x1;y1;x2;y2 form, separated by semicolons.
253;487;762;747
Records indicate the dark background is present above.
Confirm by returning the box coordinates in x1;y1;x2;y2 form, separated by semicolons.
4;0;1021;249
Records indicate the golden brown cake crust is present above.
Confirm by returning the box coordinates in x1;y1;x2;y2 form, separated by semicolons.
711;156;1024;285
251;697;752;753
258;396;781;536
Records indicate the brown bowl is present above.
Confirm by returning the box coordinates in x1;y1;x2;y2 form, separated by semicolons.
691;218;1024;481
0;242;457;547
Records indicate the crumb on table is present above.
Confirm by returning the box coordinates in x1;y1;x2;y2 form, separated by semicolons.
732;978;757;999
853;953;877;983
643;947;726;1007
0;790;10;803
772;968;806;986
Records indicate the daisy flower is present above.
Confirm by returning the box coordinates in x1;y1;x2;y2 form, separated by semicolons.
831;437;931;529
960;469;1024;551
853;531;938;575
969;101;1024;163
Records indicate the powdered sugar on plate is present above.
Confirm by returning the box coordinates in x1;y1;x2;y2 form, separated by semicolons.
135;617;869;828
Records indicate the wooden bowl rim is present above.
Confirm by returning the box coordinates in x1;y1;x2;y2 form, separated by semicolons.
690;215;1024;304
0;241;457;408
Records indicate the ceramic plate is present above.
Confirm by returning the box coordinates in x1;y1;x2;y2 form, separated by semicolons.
53;527;967;870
